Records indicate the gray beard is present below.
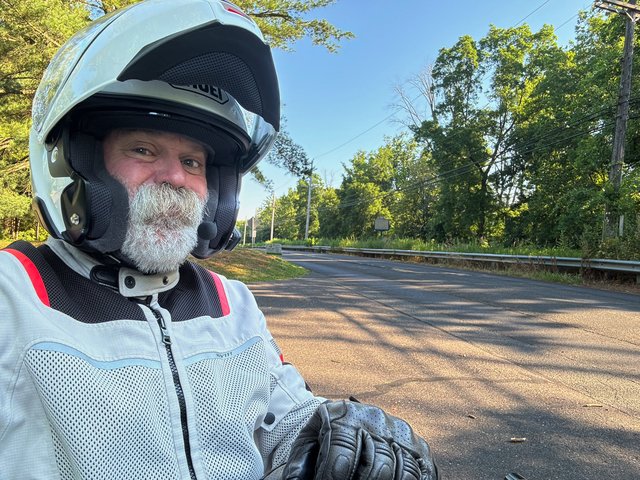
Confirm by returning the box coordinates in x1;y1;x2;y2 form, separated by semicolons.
120;183;208;274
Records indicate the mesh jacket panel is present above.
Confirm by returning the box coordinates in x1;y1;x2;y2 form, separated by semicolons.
2;241;321;478
24;347;179;480
257;379;322;469
185;338;268;479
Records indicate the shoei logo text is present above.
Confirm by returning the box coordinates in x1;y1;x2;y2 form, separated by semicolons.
170;84;228;104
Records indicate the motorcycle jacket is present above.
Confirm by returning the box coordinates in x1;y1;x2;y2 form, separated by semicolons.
0;239;322;479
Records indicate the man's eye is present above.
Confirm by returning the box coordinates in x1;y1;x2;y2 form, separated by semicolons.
183;158;205;171
133;147;152;155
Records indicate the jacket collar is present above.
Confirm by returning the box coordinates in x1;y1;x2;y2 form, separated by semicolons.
46;238;179;297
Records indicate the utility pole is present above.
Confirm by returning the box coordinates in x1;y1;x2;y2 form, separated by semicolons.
242;218;247;246
251;210;257;246
595;0;640;238
270;192;276;241
304;162;314;240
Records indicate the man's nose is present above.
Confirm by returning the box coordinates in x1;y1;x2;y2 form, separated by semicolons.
153;156;187;188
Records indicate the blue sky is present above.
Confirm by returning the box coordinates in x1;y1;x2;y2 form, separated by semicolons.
238;0;594;219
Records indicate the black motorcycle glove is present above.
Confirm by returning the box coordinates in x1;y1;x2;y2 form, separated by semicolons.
281;400;439;480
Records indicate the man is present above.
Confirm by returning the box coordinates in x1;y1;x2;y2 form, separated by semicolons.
0;1;439;478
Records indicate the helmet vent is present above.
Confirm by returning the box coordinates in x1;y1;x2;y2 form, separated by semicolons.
118;22;280;130
157;52;261;119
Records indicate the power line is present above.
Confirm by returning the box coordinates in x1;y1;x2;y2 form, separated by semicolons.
305;0;577;166
312;106;405;161
514;0;552;26
355;102;636;205
555;1;593;31
556;12;580;31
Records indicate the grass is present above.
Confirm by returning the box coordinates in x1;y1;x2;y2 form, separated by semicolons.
457;260;640;293
194;247;307;283
452;262;585;286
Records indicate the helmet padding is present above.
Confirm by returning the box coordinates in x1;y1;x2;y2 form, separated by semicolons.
57;131;129;253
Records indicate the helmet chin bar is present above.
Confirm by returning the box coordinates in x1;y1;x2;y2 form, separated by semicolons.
58;131;243;261
192;224;242;258
191;164;242;258
45;129;129;254
192;222;217;258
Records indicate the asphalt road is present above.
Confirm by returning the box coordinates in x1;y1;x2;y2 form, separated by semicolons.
248;251;640;480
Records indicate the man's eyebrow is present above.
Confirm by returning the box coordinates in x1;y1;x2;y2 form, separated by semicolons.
183;146;208;156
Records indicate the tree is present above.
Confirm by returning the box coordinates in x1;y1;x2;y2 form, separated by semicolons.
412;34;488;242
402;6;639;254
385;136;435;240
316;186;340;238
235;0;354;53
394;64;437;130
265;125;312;177
412;24;567;243
336;141;399;238
509;9;633;249
0;0;90;235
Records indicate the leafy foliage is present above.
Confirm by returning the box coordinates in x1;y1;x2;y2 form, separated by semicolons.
236;0;354;52
255;174;326;241
266;126;313;177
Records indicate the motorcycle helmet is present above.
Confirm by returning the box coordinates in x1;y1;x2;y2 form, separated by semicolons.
29;0;280;259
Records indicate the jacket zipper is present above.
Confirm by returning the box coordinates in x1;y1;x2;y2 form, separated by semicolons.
151;307;198;480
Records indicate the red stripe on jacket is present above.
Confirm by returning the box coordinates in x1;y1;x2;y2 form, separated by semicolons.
208;270;284;362
4;249;50;307
208;271;230;316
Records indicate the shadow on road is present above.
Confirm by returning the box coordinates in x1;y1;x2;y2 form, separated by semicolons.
249;270;640;480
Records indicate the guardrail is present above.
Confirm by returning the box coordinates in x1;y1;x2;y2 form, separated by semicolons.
277;244;640;279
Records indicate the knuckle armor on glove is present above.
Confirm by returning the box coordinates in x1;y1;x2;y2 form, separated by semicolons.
282;400;439;480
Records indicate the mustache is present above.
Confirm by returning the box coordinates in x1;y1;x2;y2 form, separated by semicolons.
128;183;208;225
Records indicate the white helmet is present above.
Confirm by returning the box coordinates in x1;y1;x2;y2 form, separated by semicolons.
30;0;279;259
